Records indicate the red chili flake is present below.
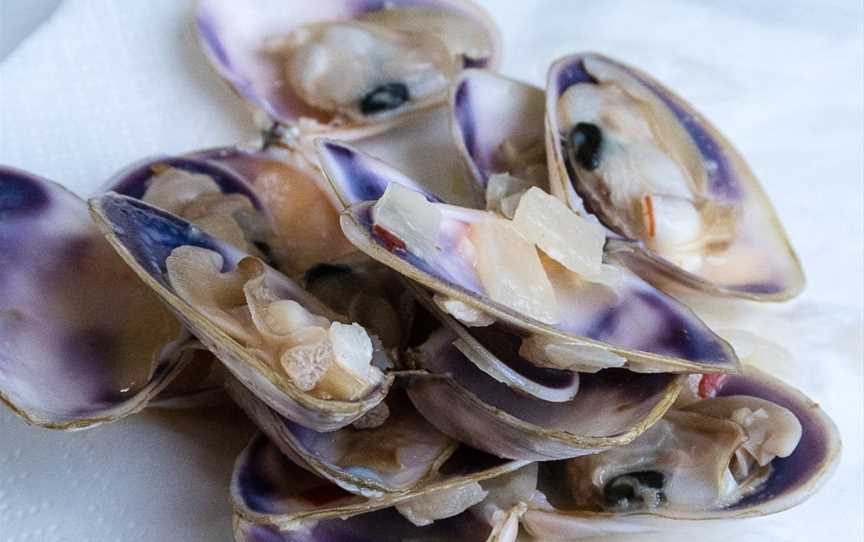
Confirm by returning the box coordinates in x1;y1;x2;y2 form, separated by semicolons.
642;195;656;238
373;224;407;252
299;484;352;506
698;373;728;399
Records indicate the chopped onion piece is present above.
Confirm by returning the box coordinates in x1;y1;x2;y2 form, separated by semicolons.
329;322;374;378
469;218;559;325
486;173;532;218
512;187;605;279
519;335;625;372
371;183;442;260
432;294;495;327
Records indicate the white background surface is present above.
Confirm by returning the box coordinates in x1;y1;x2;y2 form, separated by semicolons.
0;1;862;541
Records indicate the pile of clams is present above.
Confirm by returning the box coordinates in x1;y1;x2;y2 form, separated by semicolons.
0;1;839;540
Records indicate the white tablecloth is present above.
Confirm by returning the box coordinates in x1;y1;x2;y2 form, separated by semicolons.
0;1;861;541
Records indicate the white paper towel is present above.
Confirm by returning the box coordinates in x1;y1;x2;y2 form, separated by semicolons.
0;1;861;541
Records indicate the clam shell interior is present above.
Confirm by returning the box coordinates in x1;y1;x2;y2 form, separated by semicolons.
88;193;392;431
196;0;499;136
318;142;739;374
546;53;805;300
406;329;683;460
0;168;185;428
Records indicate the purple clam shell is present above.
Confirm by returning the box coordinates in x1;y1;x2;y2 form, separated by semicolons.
406;281;581;403
316;139;442;207
195;0;499;130
320;142;739;374
88;193;391;431
226;378;455;497
407;330;682;460
547;53;805;301
523;367;840;532
718;369;841;513
451;70;546;190
232;432;527;525
0;167;185;428
103;154;263;209
235;509;493;542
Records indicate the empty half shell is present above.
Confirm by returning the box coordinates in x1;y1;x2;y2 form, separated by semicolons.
0;167;185;429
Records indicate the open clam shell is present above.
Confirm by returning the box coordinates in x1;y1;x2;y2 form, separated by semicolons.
88;193;393;431
188;145;357;274
451;70;547;192
546;53;805;301
0;167;186;429
104;154;263;207
227;378;457;498
406;281;581;403
104;153;273;408
147;342;229;409
406;329;683;460
317;141;739;374
520;367;841;539
196;0;500;139
234;509;497;542
231;432;529;528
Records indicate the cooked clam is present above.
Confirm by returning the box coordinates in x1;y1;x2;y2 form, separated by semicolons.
521;368;840;539
88;194;392;431
196;0;499;138
231;432;528;530
227;379;457;498
546;53;805;301
189;145;356;274
316;141;739;374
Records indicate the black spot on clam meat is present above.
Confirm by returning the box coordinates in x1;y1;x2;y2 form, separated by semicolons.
568;122;603;171
360;82;410;115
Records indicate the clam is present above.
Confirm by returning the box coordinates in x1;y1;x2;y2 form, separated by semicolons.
406;280;581;403
0;167;186;428
226;378;457;498
196;0;500;139
232;431;529;539
520;367;841;539
88;193;393;431
546;53;805;301
105;152;293;406
451;70;548;197
301;254;416;349
405;328;683;460
233;512;498;542
316;140;739;374
188;145;356;274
